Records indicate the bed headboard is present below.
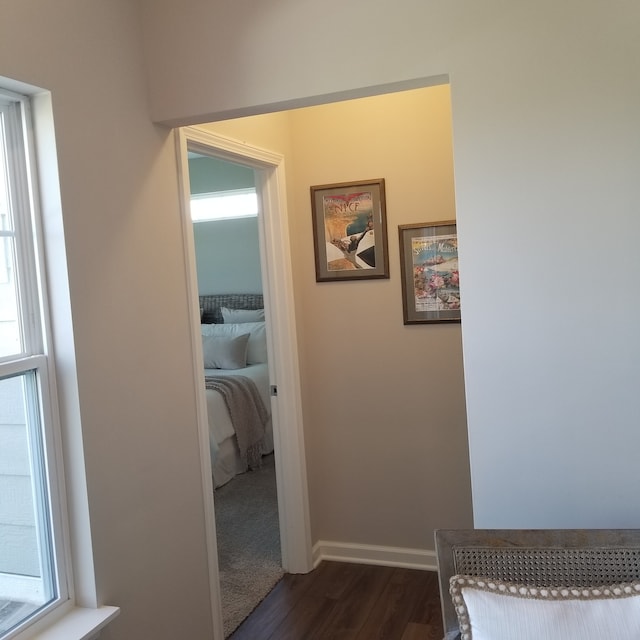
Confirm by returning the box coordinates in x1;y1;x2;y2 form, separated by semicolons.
199;293;264;324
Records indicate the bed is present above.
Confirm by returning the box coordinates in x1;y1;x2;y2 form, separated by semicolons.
199;293;273;488
435;528;640;640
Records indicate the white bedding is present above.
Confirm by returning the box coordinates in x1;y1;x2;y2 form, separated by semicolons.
204;362;273;488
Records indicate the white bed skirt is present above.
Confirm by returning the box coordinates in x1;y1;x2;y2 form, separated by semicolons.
204;363;273;488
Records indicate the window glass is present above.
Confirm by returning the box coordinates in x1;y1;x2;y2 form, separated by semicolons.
0;123;21;358
0;373;55;636
190;188;258;222
0;89;67;639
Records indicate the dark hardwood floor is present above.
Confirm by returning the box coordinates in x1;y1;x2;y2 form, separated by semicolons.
229;561;444;640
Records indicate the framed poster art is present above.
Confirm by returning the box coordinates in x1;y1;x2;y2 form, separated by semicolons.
399;221;461;324
310;179;389;282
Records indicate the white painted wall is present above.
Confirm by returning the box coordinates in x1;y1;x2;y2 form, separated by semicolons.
0;3;214;639
140;0;640;530
1;2;638;637
449;4;640;528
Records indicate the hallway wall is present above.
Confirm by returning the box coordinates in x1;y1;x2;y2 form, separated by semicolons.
203;85;473;551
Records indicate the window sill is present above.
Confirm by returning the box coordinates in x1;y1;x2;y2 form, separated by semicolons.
25;605;119;640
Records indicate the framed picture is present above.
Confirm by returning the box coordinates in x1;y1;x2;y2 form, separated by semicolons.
310;178;389;282
399;221;461;324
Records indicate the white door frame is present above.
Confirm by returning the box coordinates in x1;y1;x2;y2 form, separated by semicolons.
175;126;313;640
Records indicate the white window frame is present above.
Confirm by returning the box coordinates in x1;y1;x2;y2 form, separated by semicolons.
0;80;118;640
0;87;72;639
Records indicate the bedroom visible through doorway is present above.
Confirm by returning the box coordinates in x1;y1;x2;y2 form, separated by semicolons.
187;152;283;636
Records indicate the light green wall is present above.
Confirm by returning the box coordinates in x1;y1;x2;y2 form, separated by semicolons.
188;156;254;194
188;156;262;294
192;218;262;294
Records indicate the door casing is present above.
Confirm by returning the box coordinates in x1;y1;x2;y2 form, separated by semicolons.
175;126;313;640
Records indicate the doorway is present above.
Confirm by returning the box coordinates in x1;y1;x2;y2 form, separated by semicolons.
188;152;282;636
175;126;313;640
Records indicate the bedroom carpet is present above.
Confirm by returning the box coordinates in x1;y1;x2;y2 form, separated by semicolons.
214;453;283;638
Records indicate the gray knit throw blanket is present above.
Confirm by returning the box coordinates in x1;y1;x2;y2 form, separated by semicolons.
204;375;269;470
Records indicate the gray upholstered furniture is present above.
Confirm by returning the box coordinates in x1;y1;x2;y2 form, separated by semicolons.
435;528;640;640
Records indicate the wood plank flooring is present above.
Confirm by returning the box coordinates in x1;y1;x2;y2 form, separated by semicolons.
229;561;444;640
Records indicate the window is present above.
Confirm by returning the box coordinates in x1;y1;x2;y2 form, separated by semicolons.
0;89;68;638
190;187;258;222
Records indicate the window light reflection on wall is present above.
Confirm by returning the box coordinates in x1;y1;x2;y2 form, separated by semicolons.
190;188;258;222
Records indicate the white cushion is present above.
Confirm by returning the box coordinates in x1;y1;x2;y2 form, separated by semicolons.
202;333;249;369
221;306;265;323
450;575;640;640
201;321;267;364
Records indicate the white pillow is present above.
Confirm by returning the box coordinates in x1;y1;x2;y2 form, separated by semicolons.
202;333;249;369
201;322;267;364
450;575;640;640
221;306;265;323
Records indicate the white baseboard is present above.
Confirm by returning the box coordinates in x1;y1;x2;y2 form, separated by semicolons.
0;572;44;603
312;540;438;572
